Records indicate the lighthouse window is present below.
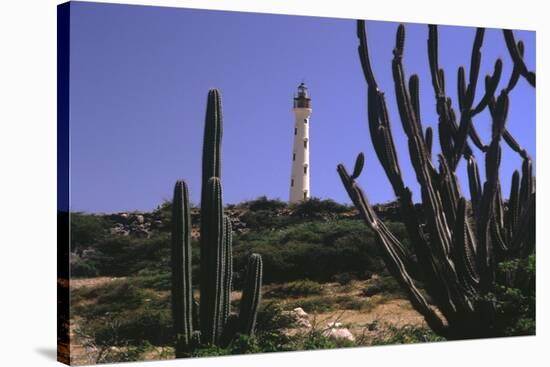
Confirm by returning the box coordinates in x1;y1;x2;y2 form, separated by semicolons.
303;190;308;200
294;127;297;135
304;165;308;174
293;153;296;161
304;118;308;124
291;179;294;187
304;140;308;149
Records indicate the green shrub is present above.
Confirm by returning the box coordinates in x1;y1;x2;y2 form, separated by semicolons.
286;295;371;312
255;301;297;333
333;295;370;311
71;213;112;253
362;275;403;297
245;196;287;212
73;280;173;347
105;343;152;363
70;256;99;277
286;296;336;313
191;345;229;357
102;309;172;346
371;324;444;345
254;331;295;353
132;269;171;291
73;282;154;318
265;280;324;298
333;272;354;285
239;210;287;231
296;331;355;350
492;254;536;336
79;233;174;277
233;220;398;284
290;198;349;218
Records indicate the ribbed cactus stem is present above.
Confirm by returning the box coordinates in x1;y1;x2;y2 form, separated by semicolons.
239;253;263;336
171;180;193;356
200;177;226;345
200;89;223;209
222;216;233;324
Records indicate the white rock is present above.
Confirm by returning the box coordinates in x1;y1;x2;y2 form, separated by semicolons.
293;307;308;318
322;327;355;342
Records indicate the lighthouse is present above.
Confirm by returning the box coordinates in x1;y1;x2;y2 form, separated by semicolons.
289;83;312;203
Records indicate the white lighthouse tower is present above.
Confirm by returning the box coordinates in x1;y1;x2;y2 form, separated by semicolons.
289;83;312;203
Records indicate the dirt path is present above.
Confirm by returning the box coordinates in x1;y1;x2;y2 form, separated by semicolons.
71;276;125;289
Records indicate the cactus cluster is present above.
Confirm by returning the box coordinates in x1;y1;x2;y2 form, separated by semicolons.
171;89;263;357
338;22;535;339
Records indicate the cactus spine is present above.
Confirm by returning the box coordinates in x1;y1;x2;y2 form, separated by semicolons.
339;22;535;339
171;89;263;356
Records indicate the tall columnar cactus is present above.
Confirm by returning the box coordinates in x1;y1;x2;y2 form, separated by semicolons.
338;22;535;339
171;89;264;357
171;180;193;357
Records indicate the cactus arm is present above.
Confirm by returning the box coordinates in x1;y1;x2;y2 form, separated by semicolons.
425;127;433;158
466;155;482;218
503;29;536;87
451;198;479;293
409;74;421;125
507;170;521;242
238;254;263;336
504;40;524;93
171;180;194;356
356;20;379;89
337;163;449;336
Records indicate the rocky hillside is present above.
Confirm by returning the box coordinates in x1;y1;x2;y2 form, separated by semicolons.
99;200;407;239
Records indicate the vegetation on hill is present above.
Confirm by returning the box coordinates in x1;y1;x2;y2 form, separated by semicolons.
70;197;403;284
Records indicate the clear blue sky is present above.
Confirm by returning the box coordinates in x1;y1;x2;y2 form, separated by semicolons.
69;1;535;213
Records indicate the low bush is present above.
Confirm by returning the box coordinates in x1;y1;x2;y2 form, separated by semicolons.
132;269;171;291
362;275;403;297
286;296;336;313
233;220;401;284
333;295;371;311
71;213;113;253
370;324;444;345
73;281;173;348
265;280;324;298
290;198;350;219
296;330;356;350
255;301;298;333
70;255;99;277
492;254;536;336
245;196;287;212
190;331;355;357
